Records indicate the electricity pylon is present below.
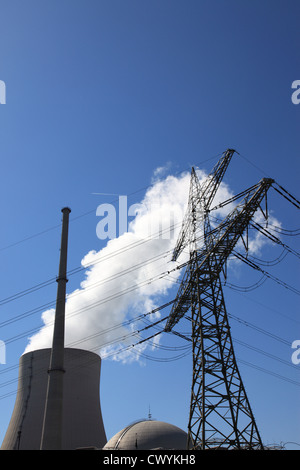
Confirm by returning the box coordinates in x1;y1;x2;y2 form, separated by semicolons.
172;149;236;261
165;152;274;449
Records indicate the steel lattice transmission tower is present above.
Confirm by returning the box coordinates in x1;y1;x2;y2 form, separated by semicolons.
165;149;274;449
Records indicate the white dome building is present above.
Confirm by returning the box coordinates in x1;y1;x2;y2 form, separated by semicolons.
103;419;188;450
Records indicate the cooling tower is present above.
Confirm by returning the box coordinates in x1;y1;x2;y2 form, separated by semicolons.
1;348;107;450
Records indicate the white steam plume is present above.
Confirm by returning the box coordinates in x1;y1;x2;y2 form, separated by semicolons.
24;167;280;362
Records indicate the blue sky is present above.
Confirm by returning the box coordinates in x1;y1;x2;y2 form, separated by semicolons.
0;0;299;449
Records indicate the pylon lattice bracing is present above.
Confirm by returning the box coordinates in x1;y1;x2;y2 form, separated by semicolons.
165;149;274;449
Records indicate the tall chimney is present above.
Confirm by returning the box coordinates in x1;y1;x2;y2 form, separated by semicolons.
40;207;71;450
1;207;107;450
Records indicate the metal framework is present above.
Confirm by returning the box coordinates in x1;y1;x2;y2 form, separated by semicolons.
165;150;274;449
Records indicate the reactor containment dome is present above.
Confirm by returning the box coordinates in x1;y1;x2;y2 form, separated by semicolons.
103;420;188;450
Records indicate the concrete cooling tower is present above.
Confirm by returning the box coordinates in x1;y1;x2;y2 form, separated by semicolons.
1;348;107;450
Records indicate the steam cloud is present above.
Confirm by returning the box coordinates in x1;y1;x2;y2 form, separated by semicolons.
24;166;279;362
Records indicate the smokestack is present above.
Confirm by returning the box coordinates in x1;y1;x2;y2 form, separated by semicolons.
1;348;107;449
40;207;71;449
39;207;71;449
1;207;107;450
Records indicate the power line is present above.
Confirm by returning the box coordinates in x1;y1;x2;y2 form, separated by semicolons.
224;274;268;292
233;251;300;296
1;164;298;318
238;153;272;178
0;305;298;399
251;221;300;260
273;183;300;210
232;337;298;370
246;247;289;267
0;153;224;254
0;299;176;376
227;312;290;346
0;184;224;311
1;220;298;349
0;248;297;401
1;153;299;404
224;287;300;325
2;246;178;329
0;220;181;307
237;358;300;387
0;218;216;331
0;315;178;398
0;262;295;376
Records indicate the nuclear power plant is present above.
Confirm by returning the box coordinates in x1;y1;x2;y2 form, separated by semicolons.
1;151;298;450
1;346;187;450
1;207;187;451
